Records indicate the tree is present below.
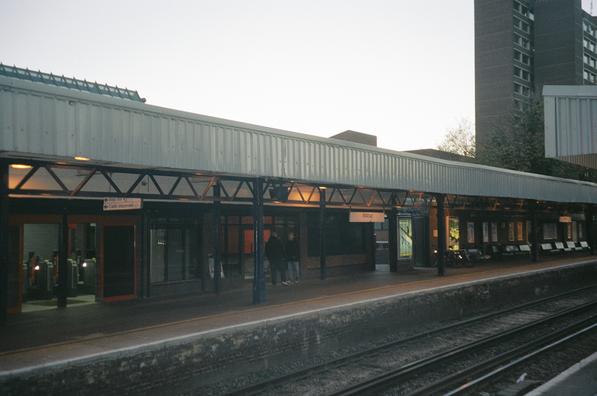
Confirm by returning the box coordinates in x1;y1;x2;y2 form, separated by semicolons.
437;119;476;158
477;100;597;182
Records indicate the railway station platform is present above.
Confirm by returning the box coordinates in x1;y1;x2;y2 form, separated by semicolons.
1;256;597;395
1;256;595;368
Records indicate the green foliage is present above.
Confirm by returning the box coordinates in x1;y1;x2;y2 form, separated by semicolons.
477;101;597;182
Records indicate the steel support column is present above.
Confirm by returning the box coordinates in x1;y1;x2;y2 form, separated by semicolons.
141;209;150;298
530;200;539;262
252;178;266;304
57;211;68;308
436;194;446;276
388;195;398;273
587;205;595;255
0;161;8;323
213;182;222;294
319;188;327;280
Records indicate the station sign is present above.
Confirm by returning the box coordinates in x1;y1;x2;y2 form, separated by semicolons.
349;211;385;223
558;215;572;223
103;198;143;211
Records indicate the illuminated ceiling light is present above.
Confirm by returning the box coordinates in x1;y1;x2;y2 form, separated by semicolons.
10;164;33;169
319;186;327;190
74;156;90;161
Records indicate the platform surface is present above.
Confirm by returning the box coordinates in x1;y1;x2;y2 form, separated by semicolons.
526;350;597;396
1;256;595;375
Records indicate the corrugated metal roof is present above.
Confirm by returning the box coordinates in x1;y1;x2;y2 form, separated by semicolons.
544;85;597;169
0;64;145;102
2;75;597;203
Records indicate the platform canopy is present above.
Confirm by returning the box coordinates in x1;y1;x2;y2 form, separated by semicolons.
544;85;597;170
2;75;597;204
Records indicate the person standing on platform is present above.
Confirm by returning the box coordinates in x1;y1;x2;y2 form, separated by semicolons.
286;232;300;284
266;232;288;285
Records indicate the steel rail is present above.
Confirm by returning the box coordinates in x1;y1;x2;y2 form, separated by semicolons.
421;317;597;396
225;284;597;396
329;299;597;396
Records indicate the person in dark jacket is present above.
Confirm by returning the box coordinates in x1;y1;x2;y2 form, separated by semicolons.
265;232;287;285
286;232;300;283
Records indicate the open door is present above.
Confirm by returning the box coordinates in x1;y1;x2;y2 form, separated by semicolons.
102;225;135;300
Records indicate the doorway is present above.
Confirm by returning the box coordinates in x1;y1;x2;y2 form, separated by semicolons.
10;214;138;312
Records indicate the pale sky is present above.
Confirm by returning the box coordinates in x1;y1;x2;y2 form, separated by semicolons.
0;1;593;151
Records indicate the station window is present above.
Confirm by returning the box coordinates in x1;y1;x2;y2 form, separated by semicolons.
566;223;573;241
508;222;515;242
543;223;557;240
517;222;524;241
491;222;498;242
579;222;584;240
150;224;201;283
307;212;366;256
467;222;475;244
482;222;489;243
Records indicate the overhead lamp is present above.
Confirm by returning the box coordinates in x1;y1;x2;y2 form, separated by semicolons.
74;156;90;161
10;164;32;169
319;186;327;190
269;185;290;202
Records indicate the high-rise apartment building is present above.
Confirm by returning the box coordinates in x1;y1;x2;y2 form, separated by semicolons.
475;0;597;149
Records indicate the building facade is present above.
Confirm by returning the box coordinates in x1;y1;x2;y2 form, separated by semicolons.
475;0;597;149
2;65;597;322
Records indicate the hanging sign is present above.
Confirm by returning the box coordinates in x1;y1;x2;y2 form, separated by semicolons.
559;216;572;223
349;211;385;223
103;198;143;211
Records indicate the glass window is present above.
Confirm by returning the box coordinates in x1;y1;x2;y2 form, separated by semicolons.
150;228;167;283
150;225;201;283
517;222;524;241
491;222;498;242
482;222;489;243
508;222;515;242
543;223;557;240
467;222;475;244
566;223;573;240
307;212;366;256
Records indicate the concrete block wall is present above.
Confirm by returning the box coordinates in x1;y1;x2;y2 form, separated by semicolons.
2;261;597;395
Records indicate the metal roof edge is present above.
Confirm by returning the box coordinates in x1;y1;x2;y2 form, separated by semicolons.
543;85;597;97
3;75;597;191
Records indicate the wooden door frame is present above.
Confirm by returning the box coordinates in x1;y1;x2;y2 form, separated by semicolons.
100;220;139;302
8;214;141;311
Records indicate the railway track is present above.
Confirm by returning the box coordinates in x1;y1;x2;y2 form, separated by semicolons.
222;285;597;396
